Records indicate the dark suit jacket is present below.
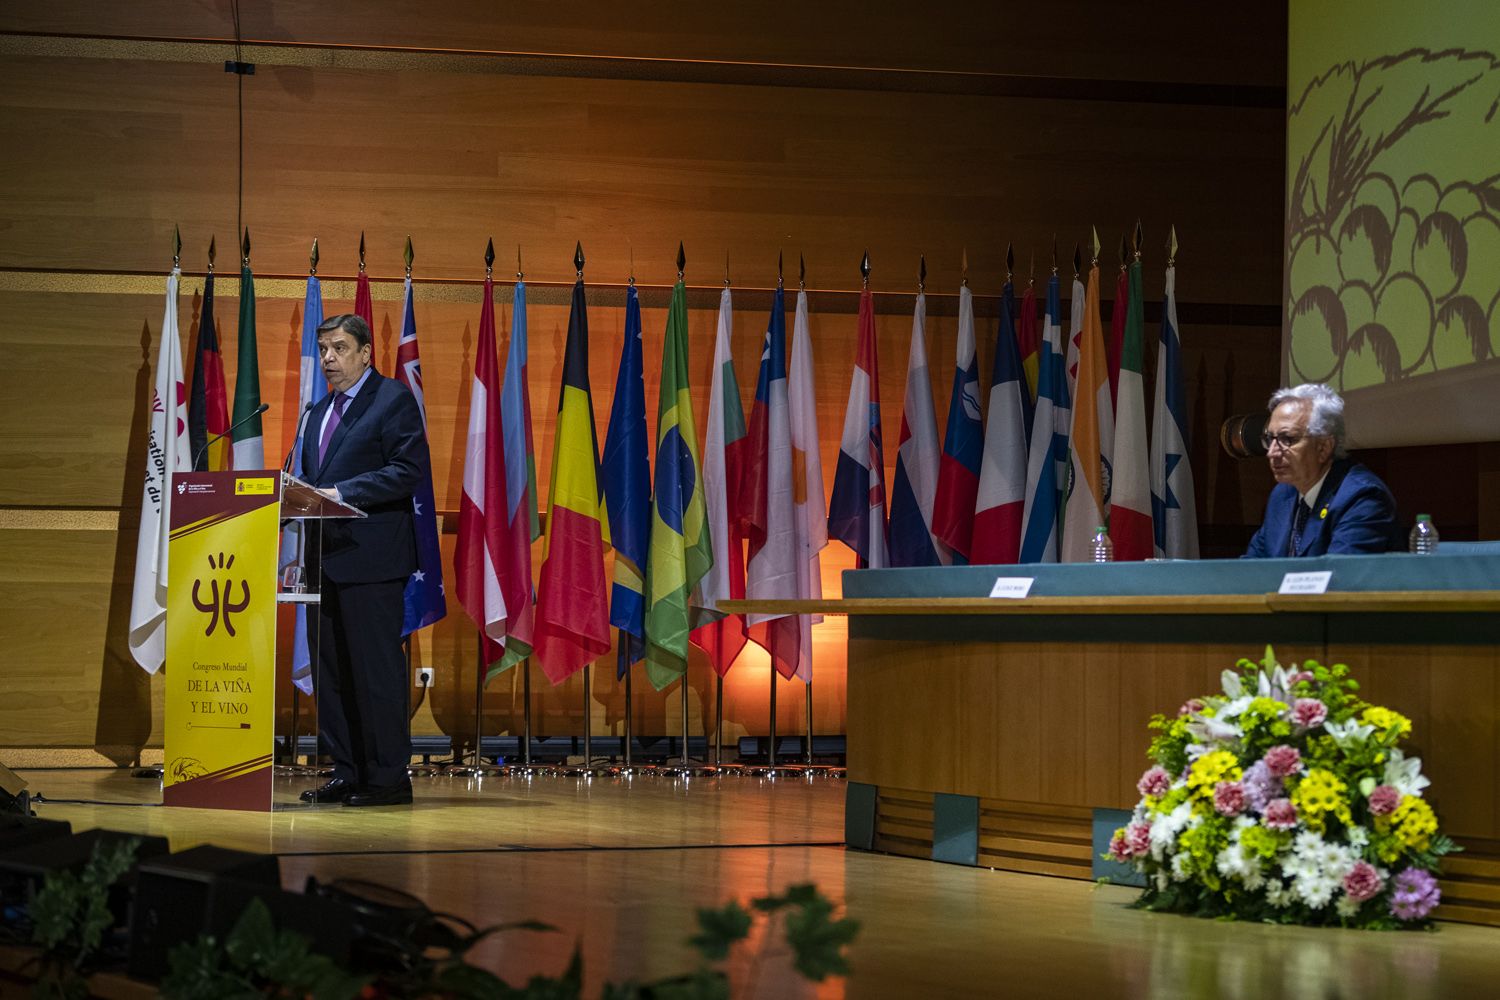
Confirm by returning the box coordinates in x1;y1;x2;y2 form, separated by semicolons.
300;370;431;583
1243;458;1401;559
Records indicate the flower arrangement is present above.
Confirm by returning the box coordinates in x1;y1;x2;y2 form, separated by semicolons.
1107;648;1458;928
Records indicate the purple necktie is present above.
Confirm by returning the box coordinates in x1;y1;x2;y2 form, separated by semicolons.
318;392;349;467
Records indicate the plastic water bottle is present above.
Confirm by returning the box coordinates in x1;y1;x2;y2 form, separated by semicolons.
1091;525;1114;563
1409;514;1439;554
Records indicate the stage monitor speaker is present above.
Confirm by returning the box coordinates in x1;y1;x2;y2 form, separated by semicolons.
128;845;283;980
0;814;72;854
0;763;28;815
0;828;170;904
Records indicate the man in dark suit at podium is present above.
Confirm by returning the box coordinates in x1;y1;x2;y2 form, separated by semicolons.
1244;383;1401;559
299;314;429;807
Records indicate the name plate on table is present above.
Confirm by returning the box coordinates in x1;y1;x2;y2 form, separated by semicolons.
1279;570;1332;595
989;577;1036;599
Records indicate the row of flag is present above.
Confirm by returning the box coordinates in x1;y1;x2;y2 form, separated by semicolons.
127;240;1199;693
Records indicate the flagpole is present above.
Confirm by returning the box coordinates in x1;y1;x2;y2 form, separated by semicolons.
451;630;495;776
618;637;641;775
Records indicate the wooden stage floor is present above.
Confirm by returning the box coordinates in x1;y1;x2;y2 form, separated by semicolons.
13;768;1500;999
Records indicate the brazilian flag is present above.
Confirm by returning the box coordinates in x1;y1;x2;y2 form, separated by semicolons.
644;280;718;690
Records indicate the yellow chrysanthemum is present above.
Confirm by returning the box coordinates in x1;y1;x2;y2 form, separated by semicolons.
1186;751;1242;799
1248;697;1288;720
1291;767;1351;832
1390;795;1438;852
1361;706;1412;737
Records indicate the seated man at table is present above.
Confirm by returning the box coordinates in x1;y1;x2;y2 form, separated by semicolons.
1244;383;1401;558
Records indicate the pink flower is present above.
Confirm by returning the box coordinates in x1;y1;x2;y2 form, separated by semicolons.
1288;670;1316;686
1178;698;1205;717
1368;784;1401;816
1263;745;1302;778
1126;822;1151;857
1343;861;1384;903
1264;798;1298;830
1291;698;1328;729
1137;766;1172;798
1109;831;1130;859
1213;781;1246;816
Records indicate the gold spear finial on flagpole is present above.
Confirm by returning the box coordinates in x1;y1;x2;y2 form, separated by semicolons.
799;252;806;291
240;228;251;267
1006;243;1014;282
484;237;495;279
1133;220;1143;262
310;236;319;276
1090;226;1100;267
961;247;969;288
208;235;217;274
725;249;731;288
516;244;523;281
677;241;686;280
1118;231;1128;271
1051;234;1059;276
574;241;585;279
1167;225;1178;267
919;253;926;293
359;231;367;273
860;249;870;289
172;225;181;270
1028;250;1035;287
1072;242;1081;278
778;249;784;289
404;236;414;279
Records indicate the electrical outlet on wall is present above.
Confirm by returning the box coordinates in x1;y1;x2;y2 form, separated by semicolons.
415;667;434;688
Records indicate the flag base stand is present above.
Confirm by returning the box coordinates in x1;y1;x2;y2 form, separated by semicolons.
502;660;565;776
658;678;719;778
746;667;809;779
450;632;508;777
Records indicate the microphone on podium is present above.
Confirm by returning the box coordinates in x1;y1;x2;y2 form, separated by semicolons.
193;402;269;470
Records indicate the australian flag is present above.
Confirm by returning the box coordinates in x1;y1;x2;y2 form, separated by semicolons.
395;276;447;634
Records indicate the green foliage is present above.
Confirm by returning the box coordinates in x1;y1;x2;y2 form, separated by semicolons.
158;881;857;999
28;836;141;1000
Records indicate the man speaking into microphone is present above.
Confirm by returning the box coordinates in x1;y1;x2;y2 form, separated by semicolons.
299;313;429;807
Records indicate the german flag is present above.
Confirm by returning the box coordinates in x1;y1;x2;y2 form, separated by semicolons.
532;277;611;683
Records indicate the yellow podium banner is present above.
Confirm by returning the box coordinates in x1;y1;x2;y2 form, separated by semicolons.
164;471;281;810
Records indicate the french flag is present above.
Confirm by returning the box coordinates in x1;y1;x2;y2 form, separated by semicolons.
970;280;1032;565
828;284;888;569
931;283;983;564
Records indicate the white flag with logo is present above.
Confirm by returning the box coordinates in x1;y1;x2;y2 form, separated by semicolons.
128;269;191;672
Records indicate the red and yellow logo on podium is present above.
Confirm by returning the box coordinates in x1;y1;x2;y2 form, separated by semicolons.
165;471;280;810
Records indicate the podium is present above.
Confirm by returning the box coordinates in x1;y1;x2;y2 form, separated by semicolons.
163;470;364;811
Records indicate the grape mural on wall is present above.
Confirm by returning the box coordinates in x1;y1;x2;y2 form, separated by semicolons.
1285;47;1500;391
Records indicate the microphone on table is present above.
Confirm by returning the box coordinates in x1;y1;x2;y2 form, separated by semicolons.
194;403;269;470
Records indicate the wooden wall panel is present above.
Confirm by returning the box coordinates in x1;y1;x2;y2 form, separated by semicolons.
0;6;1288;752
0;3;1287;87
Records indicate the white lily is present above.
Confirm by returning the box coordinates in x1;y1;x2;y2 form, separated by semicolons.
1323;718;1376;749
1221;669;1244;699
1383;748;1431;799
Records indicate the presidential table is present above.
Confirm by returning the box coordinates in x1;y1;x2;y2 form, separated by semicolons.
727;552;1500;925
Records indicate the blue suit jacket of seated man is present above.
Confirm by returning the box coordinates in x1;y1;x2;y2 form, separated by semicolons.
1243;457;1402;558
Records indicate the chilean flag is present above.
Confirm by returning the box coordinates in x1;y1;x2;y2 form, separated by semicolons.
828;285;887;569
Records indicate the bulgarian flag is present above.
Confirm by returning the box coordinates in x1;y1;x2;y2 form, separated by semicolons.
494;278;538;674
743;284;801;679
533;276;611;684
187;268;230;471
786;286;826;682
1110;256;1155;561
128;267;190;671
644;278;716;691
230;250;263;469
931;283;983;564
690;286;748;676
1062;260;1112;561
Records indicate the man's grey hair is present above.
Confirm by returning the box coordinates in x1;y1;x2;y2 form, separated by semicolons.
1269;383;1346;457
